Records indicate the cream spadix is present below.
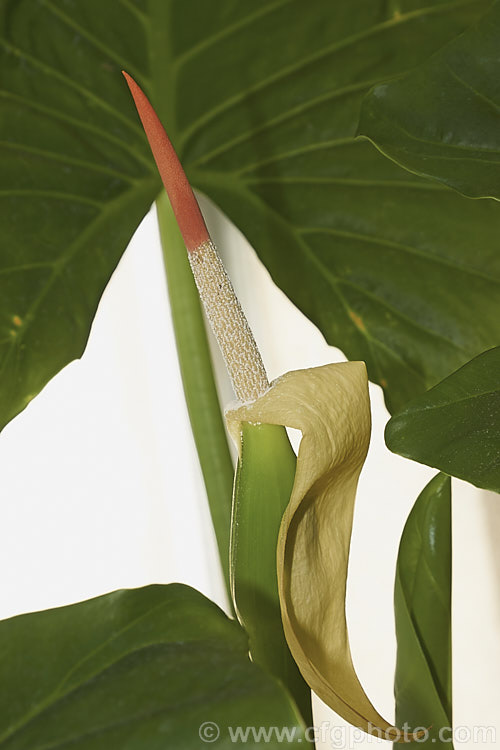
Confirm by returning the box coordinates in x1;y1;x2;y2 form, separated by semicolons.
124;72;423;742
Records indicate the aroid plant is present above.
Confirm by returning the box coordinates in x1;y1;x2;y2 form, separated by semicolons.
0;1;498;749
123;70;426;741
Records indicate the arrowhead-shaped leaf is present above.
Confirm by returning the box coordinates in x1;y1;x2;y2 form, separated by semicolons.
1;0;498;427
359;0;500;200
386;347;500;493
0;584;307;748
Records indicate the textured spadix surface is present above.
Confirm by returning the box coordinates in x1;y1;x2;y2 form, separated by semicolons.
0;0;498;428
227;362;416;739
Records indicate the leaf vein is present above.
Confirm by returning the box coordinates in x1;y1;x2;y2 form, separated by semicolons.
187;79;376;168
179;0;483;150
174;0;297;68
337;278;469;353
299;226;499;282
0;39;144;138
0;189;102;208
0;140;137;183
0;594;172;745
0;90;152;169
41;0;149;87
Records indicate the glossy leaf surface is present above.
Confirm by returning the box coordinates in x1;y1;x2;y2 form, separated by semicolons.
0;0;160;429
228;362;420;740
0;584;307;748
394;474;452;746
0;0;498;428
386;347;500;493
359;0;500;200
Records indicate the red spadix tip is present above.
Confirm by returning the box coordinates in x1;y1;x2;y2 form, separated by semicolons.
122;71;210;252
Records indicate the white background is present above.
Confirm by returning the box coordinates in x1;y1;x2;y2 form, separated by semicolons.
0;198;498;747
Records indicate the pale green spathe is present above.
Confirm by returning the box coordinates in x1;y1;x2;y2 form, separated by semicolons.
228;362;419;739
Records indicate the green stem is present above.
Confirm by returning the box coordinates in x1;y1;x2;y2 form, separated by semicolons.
232;422;313;728
156;191;234;598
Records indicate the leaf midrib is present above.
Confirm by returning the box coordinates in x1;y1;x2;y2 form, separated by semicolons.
0;604;166;744
14;652;250;750
0;594;226;746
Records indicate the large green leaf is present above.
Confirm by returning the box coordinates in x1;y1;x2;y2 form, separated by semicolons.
0;584;306;748
394;474;452;746
0;0;498;426
0;0;160;429
359;0;500;200
386;347;500;493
